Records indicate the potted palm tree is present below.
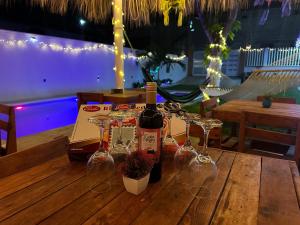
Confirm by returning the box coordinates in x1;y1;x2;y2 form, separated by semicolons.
120;150;154;195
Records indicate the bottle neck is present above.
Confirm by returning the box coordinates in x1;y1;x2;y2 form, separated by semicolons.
146;90;157;106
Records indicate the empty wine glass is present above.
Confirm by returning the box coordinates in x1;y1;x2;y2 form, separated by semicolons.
163;103;179;150
189;118;223;198
174;112;200;185
109;110;137;168
87;115;115;194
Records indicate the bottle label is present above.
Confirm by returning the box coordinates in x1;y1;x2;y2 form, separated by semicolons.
139;128;161;161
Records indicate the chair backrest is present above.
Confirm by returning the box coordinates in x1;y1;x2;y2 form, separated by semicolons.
77;92;104;110
0;104;17;155
257;96;296;104
200;97;218;118
239;111;298;152
0;136;69;178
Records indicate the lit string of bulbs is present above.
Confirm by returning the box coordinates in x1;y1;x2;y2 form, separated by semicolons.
239;45;300;52
206;30;227;80
0;37;137;60
137;53;186;62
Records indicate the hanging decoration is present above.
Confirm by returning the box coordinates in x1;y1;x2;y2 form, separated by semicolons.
160;0;186;27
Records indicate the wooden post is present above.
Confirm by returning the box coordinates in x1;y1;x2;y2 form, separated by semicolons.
112;0;124;93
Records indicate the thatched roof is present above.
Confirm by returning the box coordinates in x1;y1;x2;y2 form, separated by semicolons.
1;0;300;26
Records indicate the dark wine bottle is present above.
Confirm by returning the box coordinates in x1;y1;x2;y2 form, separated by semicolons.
139;82;163;183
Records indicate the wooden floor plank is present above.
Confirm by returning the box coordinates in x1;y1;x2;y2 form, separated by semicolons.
0;163;85;222
0;165;112;225
127;149;223;225
179;151;236;225
258;157;300;225
211;154;261;225
82;159;178;225
0;155;69;199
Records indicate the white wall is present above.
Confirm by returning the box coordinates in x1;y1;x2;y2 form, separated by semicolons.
0;29;187;103
0;29;144;103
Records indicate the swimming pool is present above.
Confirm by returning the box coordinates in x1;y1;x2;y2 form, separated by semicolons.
4;94;166;138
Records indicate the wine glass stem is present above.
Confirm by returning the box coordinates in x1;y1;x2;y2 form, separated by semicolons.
117;119;123;142
202;129;211;155
99;126;104;151
184;120;191;146
167;111;172;136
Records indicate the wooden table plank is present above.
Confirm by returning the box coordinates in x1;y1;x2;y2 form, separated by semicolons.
39;176;124;225
82;160;177;225
211;154;261;225
179;151;236;225
129;149;223;225
258;157;300;225
0;164;112;225
0;155;69;199
0;163;85;222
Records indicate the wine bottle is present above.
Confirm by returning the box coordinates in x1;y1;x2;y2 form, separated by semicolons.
139;82;163;183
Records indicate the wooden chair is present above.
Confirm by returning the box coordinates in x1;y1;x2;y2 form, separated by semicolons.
0;136;69;178
0;104;17;155
257;96;296;104
76;92;104;110
255;96;296;153
200;97;218;118
239;111;297;159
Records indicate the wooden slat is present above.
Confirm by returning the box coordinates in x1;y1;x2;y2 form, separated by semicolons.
129;150;223;225
39;178;124;225
211;154;261;225
0;163;85;222
0;120;8;131
81;160;177;225
245;111;298;129
246;127;296;146
179;151;236;225
0;167;114;225
258;157;300;225
0;104;10;114
0;136;69;178
0;155;69;199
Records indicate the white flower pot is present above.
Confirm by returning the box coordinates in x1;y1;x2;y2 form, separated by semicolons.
123;173;150;195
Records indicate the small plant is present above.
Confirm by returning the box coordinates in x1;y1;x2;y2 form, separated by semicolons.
120;151;153;180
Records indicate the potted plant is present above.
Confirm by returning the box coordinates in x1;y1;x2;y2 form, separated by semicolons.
120;150;153;195
262;94;273;108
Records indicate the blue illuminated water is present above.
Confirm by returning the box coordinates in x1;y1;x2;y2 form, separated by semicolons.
3;94;166;138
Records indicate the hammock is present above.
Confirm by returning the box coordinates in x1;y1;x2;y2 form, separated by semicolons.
221;69;300;101
141;68;208;103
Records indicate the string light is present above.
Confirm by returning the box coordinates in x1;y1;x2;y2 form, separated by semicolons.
0;37;137;60
137;53;186;62
206;30;226;80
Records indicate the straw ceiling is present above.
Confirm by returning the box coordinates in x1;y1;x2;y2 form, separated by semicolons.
1;0;300;26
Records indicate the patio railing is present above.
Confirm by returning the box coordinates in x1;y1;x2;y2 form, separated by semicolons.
245;47;300;68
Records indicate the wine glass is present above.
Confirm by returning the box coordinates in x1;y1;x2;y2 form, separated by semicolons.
174;112;200;185
162;103;179;151
87;115;115;194
189;118;223;198
109;110;137;169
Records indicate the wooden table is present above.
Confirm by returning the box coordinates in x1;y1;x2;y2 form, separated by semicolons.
212;100;300;164
1;148;300;225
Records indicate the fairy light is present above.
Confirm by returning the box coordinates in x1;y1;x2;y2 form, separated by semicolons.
206;30;226;80
0;37;137;60
137;53;186;62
